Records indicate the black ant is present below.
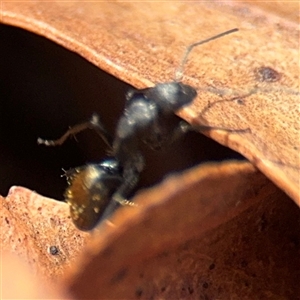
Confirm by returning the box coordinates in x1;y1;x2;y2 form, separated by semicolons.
38;28;241;231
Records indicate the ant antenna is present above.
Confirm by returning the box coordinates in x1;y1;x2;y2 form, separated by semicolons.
175;28;239;81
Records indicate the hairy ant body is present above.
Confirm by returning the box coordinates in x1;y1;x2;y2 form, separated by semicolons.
38;29;239;231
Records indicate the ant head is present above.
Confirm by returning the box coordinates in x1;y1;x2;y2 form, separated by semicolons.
149;29;239;113
150;82;197;112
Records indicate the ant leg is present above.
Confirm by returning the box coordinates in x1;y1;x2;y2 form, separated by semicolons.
37;113;113;149
95;157;142;223
113;153;144;206
191;123;251;134
168;120;250;144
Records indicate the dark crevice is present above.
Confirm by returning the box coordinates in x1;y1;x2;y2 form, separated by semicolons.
0;23;245;200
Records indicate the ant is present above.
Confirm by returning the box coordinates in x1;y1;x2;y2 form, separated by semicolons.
38;28;241;231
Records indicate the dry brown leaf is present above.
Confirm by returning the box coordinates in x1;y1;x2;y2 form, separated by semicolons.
61;160;299;299
1;186;89;283
0;2;299;299
1;1;299;203
1;161;299;299
1;251;65;299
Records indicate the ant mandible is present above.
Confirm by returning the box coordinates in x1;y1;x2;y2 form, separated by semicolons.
38;28;239;231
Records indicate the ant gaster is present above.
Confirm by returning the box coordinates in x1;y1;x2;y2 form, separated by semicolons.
38;28;239;231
